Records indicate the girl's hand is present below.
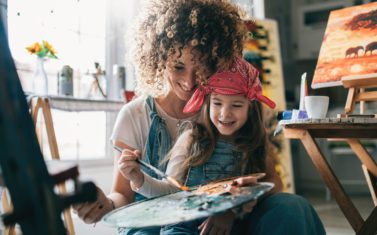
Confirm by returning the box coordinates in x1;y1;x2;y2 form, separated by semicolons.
72;186;113;224
231;173;265;187
198;211;236;235
118;149;144;187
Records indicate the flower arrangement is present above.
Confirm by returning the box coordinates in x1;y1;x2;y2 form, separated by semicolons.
26;40;58;59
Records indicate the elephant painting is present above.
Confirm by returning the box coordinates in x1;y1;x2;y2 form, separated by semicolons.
345;46;364;58
364;41;377;56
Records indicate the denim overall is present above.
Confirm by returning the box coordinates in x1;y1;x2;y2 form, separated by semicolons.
161;140;243;235
162;140;326;235
135;96;170;201
119;96;171;235
184;140;243;187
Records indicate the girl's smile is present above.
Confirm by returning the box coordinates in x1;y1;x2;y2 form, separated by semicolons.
209;94;249;137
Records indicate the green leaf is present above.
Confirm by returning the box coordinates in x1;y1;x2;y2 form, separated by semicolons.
48;53;58;59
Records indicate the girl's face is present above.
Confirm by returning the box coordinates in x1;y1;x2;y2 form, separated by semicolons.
209;94;249;137
165;47;201;101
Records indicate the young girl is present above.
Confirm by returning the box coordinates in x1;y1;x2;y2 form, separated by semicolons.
118;58;325;235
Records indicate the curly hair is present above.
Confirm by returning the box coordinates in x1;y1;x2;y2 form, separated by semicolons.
130;0;247;97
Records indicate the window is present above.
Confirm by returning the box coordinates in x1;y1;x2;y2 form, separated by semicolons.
8;0;106;91
8;0;114;164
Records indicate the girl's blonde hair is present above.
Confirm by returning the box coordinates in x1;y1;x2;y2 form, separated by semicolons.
130;0;247;97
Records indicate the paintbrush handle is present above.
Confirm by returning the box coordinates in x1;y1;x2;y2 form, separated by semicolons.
135;159;167;179
113;145;168;179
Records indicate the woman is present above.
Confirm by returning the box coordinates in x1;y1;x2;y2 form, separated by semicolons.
74;1;325;234
73;0;247;232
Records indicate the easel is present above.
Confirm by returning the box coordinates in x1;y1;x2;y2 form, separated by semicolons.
30;96;76;235
342;73;377;115
340;74;377;206
2;96;76;235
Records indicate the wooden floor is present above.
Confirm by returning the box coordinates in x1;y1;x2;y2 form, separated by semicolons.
303;191;374;235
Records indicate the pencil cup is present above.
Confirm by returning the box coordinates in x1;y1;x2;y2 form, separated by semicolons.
304;96;329;119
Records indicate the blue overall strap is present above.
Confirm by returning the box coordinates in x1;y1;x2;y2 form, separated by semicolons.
134;97;172;202
144;96;170;174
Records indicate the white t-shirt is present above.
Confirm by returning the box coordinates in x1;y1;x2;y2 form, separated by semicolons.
111;96;151;155
111;96;197;166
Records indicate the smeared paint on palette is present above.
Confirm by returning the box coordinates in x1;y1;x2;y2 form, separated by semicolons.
103;181;274;228
193;172;266;196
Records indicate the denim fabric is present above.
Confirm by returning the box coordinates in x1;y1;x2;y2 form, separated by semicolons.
244;192;326;235
162;140;243;235
119;97;171;235
135;96;171;201
118;227;162;235
162;140;326;235
184;140;243;187
162;193;326;235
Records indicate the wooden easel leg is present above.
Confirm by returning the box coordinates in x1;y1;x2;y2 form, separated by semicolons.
31;97;44;146
41;98;60;160
39;98;75;235
2;189;16;235
28;97;76;235
362;165;377;206
360;88;365;114
345;88;356;114
346;139;377;177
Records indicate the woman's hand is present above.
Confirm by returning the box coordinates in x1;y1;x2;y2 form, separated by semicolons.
230;174;263;216
72;186;113;224
198;211;236;235
118;149;144;188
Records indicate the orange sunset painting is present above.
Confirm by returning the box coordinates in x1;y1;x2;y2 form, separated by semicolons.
312;2;377;88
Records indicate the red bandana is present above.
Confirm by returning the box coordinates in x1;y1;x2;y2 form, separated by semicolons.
183;57;276;113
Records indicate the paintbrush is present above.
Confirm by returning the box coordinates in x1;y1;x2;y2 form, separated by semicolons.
113;145;189;191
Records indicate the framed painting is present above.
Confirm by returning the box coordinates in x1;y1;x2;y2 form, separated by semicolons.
312;2;377;89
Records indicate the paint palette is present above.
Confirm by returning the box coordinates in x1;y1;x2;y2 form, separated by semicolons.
103;181;274;228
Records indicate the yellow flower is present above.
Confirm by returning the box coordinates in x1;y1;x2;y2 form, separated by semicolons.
43;40;57;55
26;40;58;59
26;42;42;54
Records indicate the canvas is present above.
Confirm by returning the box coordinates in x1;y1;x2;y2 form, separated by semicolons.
312;2;377;89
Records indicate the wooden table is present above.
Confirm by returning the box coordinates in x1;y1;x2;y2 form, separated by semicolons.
281;118;377;235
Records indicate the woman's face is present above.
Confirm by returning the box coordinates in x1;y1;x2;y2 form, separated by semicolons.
209;94;249;137
165;47;202;101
